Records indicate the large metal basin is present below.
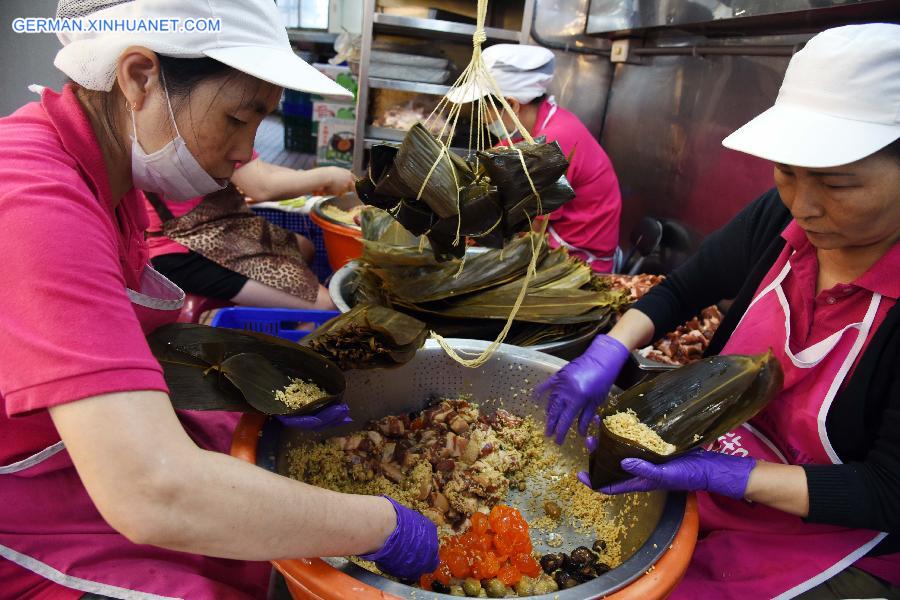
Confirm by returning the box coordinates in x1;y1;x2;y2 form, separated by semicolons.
328;262;600;360
240;340;694;599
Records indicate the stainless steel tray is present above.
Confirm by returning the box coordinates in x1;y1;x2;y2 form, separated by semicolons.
258;340;685;599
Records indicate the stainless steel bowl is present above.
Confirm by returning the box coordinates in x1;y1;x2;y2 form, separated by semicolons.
327;262;600;359
258;340;686;599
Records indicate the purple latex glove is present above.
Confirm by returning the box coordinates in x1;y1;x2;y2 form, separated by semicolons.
359;496;439;580
276;402;352;430
536;335;630;444
583;449;757;499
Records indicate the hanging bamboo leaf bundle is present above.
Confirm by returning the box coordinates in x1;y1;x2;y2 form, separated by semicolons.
372;123;463;219
355;0;584;367
588;352;784;488
147;324;345;416
476;139;571;209
355;124;575;261
428;181;505;254
304;304;428;370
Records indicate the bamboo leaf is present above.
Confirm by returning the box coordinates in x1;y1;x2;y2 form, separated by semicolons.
375;123;461;219
363;305;427;347
375;233;546;303
427;288;627;323
304;304;427;370
150;345;251;412
477;140;569;208
219;353;318;416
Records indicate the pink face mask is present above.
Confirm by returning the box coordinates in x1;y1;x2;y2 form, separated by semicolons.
130;73;227;201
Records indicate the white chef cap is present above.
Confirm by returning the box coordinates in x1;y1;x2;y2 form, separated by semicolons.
448;44;555;105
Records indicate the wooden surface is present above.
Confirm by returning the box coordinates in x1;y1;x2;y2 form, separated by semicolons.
255;115;317;171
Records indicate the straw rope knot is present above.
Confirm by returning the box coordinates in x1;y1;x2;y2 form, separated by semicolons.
472;29;487;46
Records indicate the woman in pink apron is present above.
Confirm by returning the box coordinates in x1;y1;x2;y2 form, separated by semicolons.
0;1;438;598
539;24;900;598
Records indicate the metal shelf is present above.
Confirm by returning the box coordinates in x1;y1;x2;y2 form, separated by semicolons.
352;0;534;173
287;30;338;45
373;13;522;43
366;126;406;142
363;138;396;149
364;137;469;156
369;78;451;96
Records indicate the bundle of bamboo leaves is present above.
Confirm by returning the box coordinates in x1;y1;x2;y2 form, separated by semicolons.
355;125;575;261
347;209;630;344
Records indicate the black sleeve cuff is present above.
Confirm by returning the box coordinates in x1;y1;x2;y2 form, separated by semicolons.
803;463;861;528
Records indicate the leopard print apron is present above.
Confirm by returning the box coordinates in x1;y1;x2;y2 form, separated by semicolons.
145;185;319;302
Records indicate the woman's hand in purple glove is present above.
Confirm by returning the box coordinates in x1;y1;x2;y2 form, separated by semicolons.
359;496;439;580
276;402;352;430
536;335;630;445
584;449;757;499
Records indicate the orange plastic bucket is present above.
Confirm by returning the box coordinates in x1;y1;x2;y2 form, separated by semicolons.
309;207;363;272
230;414;699;600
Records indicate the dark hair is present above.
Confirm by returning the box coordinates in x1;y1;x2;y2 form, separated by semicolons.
78;55;242;153
879;137;900;162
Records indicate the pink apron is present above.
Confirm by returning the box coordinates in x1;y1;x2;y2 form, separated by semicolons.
0;267;270;599
673;256;899;599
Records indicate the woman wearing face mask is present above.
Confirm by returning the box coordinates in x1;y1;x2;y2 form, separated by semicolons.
449;44;623;273
0;1;438;598
143;129;357;310
539;24;900;598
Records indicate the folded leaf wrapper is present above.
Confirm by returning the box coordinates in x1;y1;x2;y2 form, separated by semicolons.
303;304;429;370
588;351;784;489
375;123;462;219
148;324;345;416
476;139;570;207
355;145;402;212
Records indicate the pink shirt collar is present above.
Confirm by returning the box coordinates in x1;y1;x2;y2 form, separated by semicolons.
531;98;554;138
781;220;900;300
40;84;115;211
503;98;555;144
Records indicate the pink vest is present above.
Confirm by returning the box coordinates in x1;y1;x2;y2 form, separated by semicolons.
511;98;622;273
672;254;900;598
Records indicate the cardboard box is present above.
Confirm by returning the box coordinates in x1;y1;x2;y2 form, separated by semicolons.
312;100;356;124
316;118;355;168
312;63;358;100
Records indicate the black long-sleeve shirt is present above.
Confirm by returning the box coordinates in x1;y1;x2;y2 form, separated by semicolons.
633;188;900;556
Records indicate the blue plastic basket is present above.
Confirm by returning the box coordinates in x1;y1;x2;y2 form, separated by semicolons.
251;209;333;283
281;90;313;118
210;307;340;342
